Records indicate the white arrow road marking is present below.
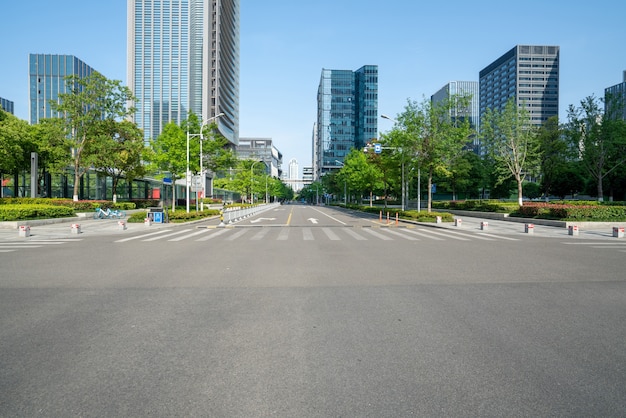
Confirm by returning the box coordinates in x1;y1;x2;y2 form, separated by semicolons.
250;217;276;223
308;218;319;224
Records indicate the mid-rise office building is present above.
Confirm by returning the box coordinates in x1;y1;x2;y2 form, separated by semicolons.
127;0;240;145
314;65;378;180
237;137;282;178
479;45;559;127
605;71;626;121
29;54;96;124
431;81;480;150
0;97;14;114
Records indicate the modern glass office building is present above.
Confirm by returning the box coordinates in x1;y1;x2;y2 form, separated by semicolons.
479;45;559;127
0;97;14;114
605;71;626;121
431;81;480;150
315;65;378;180
28;54;96;125
127;0;240;145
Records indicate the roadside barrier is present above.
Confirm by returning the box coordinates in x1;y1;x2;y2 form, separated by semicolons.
613;226;625;238
525;223;534;234
222;203;281;225
568;225;579;236
455;218;462;227
481;221;489;231
19;225;30;237
71;224;81;234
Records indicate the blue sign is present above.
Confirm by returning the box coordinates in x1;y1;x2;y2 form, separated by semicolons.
374;143;382;154
163;178;172;184
153;212;163;223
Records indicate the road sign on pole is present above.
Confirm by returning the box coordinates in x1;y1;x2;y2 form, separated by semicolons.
374;143;382;154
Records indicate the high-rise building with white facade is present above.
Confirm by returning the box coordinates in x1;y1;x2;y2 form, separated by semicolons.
431;81;480;150
288;158;298;180
127;0;239;145
479;45;559;127
236;137;282;178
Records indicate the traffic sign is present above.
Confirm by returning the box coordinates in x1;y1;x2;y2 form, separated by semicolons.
374;143;382;154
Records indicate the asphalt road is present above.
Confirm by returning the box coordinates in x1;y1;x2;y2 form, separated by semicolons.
1;204;625;416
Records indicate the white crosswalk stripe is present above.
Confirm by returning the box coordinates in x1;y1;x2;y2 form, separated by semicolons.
0;239;82;253
113;226;526;243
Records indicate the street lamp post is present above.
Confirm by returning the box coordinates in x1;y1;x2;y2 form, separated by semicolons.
250;161;262;204
187;113;225;213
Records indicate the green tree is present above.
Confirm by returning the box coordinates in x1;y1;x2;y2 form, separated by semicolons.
392;96;473;211
341;148;383;206
50;72;136;201
566;95;626;201
150;122;187;211
537;116;571;200
0;109;28;177
481;98;539;206
91;120;147;202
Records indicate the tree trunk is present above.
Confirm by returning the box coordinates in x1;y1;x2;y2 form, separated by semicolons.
73;160;80;202
427;169;433;212
597;176;604;202
516;175;523;206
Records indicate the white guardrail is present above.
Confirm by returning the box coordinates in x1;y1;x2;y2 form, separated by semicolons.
221;202;280;225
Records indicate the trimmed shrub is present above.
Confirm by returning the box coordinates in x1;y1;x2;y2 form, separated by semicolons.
0;204;75;221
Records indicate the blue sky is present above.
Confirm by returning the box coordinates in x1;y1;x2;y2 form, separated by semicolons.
2;0;625;176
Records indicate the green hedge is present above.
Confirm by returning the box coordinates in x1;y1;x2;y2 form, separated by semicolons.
0;204;75;221
127;208;221;223
432;200;517;213
0;198;137;211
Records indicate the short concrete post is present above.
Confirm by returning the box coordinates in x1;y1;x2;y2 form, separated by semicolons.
19;225;31;237
455;218;462;227
480;221;488;231
525;223;534;234
144;218;152;227
568;225;579;236
117;220;127;230
436;216;442;224
71;224;81;234
613;226;625;238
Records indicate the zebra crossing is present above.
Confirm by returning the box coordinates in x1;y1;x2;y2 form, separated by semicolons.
0;238;82;254
114;226;521;244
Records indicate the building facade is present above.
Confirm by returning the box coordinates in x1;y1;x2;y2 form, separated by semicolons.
605;71;626;121
314;65;378;180
29;54;96;124
479;45;559;127
431;81;480;150
237;137;282;178
127;0;239;145
0;97;14;114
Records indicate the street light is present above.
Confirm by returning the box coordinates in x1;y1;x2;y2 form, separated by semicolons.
187;113;225;213
380;114;421;212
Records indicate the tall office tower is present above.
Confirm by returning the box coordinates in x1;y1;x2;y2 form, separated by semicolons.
288;158;298;180
0;97;14;114
127;0;240;146
431;81;480;150
29;54;96;124
479;45;559;127
314;65;378;180
605;71;626;121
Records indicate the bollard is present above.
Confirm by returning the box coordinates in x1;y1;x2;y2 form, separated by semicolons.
396;212;399;226
386;212;390;225
481;221;488;231
613;226;625;238
455;218;462;227
117;220;127;230
71;224;81;234
525;223;534;234
568;225;579;236
379;211;383;222
144;218;152;227
436;216;442;224
19;225;31;237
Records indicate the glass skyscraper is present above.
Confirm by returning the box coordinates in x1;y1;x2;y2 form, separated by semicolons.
315;65;378;180
480;45;559;127
605;71;626;121
0;97;14;114
28;54;96;125
127;0;240;145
